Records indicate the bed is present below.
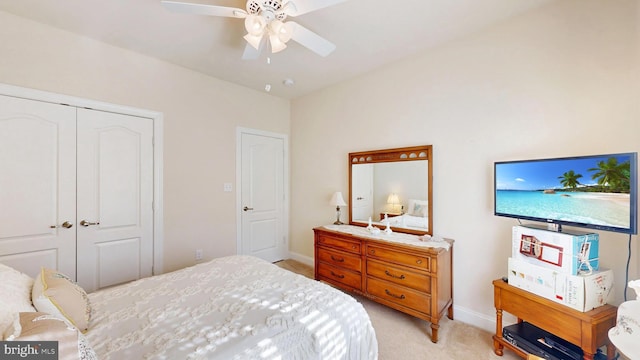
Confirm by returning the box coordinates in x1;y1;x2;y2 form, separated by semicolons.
1;255;378;360
381;213;428;229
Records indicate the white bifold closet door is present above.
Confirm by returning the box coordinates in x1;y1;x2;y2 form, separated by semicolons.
0;95;77;279
76;108;153;291
0;94;153;292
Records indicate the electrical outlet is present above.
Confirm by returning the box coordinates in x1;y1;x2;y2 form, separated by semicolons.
223;183;232;192
195;249;203;261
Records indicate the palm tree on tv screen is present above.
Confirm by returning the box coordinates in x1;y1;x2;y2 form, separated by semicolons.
558;170;583;189
588;157;631;193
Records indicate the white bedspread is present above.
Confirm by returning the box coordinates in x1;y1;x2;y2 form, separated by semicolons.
86;256;377;360
382;214;428;229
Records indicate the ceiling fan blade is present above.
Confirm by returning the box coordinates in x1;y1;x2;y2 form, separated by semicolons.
284;0;348;17
288;21;336;57
161;0;247;18
242;39;265;60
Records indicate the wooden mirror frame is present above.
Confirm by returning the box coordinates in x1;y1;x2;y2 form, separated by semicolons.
348;145;433;235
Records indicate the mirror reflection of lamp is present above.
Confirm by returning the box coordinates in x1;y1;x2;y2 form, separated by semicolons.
387;193;400;214
330;191;347;225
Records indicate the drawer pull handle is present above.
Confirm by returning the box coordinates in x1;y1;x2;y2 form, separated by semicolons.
330;271;345;279
385;270;405;280
385;289;405;300
369;249;375;254
416;259;423;264
330;255;344;262
352;245;357;249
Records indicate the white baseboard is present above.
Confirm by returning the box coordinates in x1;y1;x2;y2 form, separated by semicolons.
453;304;516;333
287;251;314;267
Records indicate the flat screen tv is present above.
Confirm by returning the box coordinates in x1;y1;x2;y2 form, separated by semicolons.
494;152;638;234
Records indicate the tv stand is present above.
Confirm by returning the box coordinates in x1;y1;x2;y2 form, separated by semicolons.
492;279;617;360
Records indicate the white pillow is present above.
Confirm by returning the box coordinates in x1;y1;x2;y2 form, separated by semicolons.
407;199;428;217
32;268;91;332
0;263;37;339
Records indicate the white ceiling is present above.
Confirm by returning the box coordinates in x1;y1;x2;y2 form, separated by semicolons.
0;0;554;99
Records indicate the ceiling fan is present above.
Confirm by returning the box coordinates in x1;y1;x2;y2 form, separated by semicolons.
161;0;347;59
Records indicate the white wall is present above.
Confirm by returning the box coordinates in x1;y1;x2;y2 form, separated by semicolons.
0;11;290;273
291;0;639;330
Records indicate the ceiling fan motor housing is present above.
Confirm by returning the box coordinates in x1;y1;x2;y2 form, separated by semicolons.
247;0;287;21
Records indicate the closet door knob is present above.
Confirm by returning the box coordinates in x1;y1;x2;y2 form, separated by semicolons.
51;221;73;229
80;220;100;227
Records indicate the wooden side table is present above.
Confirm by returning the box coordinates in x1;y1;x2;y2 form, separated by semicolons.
379;212;402;221
492;279;617;360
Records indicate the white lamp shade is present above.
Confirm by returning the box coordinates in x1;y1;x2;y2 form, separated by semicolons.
330;192;347;207
270;20;294;43
244;15;266;36
387;193;399;205
269;33;287;53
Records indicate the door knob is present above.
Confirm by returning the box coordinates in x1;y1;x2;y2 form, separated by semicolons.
243;206;254;211
50;221;73;229
80;220;100;227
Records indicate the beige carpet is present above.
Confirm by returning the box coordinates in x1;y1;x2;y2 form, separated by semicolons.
275;259;520;360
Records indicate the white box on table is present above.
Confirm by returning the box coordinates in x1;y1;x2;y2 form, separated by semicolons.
512;225;599;275
507;257;613;312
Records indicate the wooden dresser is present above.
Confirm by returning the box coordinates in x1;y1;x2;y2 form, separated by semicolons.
314;226;454;343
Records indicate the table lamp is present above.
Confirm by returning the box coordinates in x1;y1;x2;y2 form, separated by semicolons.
387;193;400;214
330;191;347;225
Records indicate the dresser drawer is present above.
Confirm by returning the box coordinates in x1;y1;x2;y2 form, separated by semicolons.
366;245;430;272
317;234;361;254
367;277;431;315
318;248;361;272
317;263;362;290
366;259;430;293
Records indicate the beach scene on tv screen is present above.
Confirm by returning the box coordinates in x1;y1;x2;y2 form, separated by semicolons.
495;155;632;229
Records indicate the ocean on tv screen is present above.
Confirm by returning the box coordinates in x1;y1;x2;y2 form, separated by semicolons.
495;189;631;228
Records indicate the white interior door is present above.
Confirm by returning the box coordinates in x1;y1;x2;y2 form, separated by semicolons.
240;132;286;262
0;95;77;278
76;109;154;291
352;164;374;221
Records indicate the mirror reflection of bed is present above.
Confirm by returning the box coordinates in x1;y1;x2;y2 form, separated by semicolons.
379;198;429;230
349;145;433;235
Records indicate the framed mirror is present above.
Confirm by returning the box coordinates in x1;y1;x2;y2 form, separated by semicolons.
349;145;433;235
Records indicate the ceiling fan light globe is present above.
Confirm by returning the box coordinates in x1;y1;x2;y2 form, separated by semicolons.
244;15;266;36
270;20;293;43
269;34;287;53
244;33;263;50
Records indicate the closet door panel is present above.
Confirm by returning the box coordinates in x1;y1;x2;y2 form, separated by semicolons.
76;109;153;291
0;95;76;278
